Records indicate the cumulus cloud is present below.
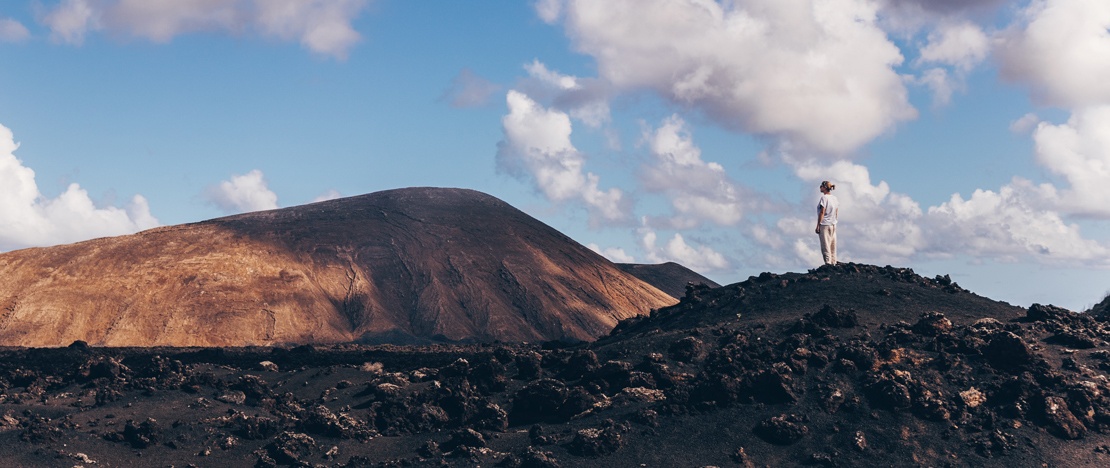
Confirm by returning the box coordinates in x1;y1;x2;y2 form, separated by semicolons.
910;67;957;108
534;0;564;23
1031;106;1110;218
0;123;159;251
440;68;501;108
754;156;1110;268
543;0;916;154
497;90;627;224
925;179;1109;265
1010;112;1040;134
0;17;31;42
787;158;925;263
43;0;98;45
917;21;990;71
906;21;990;107
519;60;611;128
204;169;279;214
587;243;635;263
40;0;369;59
641;115;747;228
641;228;729;272
996;0;1110;108
253;0;366;60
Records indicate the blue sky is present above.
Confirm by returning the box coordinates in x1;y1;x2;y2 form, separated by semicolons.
1;0;1109;311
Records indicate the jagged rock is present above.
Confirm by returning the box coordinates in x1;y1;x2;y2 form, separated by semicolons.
810;304;859;328
668;337;707;363
754;414;808;445
912;312;952;336
1042;396;1087;439
568;421;627;456
985;331;1037;373
509;379;569;425
263;432;317;466
441;428;486;452
121;418;162;449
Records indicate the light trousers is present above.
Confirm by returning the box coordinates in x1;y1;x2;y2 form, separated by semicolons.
819;224;837;265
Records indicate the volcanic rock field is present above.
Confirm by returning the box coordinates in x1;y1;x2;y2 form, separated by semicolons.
0;264;1108;466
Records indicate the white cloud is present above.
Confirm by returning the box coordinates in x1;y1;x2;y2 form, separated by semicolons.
0;123;159;251
587;243;635;263
519;60;611;128
441;68;501;108
535;0;563;23
917;21;990;71
497;90;627;224
1032;106;1110;218
44;0;98;45
1010;112;1040;135
546;0;916;155
204;169;279;214
641;228;729;272
995;0;1110;108
311;189;343;203
253;0;366;60
641;115;746;227
525;59;578;90
0;17;31;42
786;158;925;264
905;21;989;108
40;0;370;59
910;67;956;107
924;179;1109;265
752;156;1110;268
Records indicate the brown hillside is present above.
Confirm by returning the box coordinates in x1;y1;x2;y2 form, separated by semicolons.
0;188;676;347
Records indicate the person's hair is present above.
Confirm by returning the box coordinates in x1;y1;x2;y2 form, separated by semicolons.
820;181;835;191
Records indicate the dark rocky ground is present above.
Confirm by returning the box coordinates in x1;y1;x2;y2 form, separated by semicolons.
2;263;1110;467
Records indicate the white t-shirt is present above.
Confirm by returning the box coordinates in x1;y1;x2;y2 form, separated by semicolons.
818;194;838;226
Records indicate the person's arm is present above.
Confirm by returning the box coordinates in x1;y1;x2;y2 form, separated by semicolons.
816;205;824;234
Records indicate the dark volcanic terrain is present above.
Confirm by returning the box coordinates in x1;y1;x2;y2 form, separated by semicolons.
0;188;675;347
2;263;1109;467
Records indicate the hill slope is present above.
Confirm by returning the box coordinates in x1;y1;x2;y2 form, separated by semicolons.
616;262;720;299
0;188;676;346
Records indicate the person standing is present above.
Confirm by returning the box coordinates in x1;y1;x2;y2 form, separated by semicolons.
815;180;839;265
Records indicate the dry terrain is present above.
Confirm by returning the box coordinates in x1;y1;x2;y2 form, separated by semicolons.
1;264;1108;467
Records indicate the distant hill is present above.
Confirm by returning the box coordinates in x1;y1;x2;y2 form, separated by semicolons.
0;188;676;346
616;262;720;299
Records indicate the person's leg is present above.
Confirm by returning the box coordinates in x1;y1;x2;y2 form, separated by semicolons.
819;225;833;264
829;224;837;265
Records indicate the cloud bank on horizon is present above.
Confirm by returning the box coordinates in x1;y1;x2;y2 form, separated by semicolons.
0;0;1108;304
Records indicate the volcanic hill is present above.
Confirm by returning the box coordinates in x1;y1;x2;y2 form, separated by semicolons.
0;188;676;347
616;262;721;299
1;263;1108;467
